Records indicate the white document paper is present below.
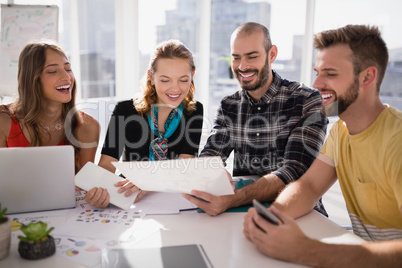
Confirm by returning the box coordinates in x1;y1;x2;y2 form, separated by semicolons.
75;162;139;210
55;219;164;267
56;236;105;267
113;157;234;196
53;207;143;240
129;192;180;215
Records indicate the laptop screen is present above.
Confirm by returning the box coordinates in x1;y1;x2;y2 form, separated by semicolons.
0;145;76;214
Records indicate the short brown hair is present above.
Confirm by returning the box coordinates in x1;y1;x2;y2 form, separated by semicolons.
231;22;272;54
314;25;388;92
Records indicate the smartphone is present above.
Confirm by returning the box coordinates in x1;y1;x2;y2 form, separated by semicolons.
252;199;280;225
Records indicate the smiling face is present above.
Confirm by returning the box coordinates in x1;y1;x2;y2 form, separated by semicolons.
39;49;75;105
150;57;193;108
231;30;276;96
313;44;360;117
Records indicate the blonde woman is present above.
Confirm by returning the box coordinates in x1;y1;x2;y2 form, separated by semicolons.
85;40;204;208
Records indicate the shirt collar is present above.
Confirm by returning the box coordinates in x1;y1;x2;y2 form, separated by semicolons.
241;70;281;105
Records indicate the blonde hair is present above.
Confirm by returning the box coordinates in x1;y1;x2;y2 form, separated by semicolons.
134;40;197;116
8;40;81;149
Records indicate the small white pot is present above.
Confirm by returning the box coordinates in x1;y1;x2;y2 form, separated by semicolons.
0;217;11;261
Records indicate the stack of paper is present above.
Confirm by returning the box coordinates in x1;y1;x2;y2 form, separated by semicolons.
113;156;234;196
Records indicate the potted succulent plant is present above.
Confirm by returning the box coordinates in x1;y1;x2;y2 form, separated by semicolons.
0;203;11;261
18;221;56;260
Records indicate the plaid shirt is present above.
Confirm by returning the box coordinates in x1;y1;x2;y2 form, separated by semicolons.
201;71;328;184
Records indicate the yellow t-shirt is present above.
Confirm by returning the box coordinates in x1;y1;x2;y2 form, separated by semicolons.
321;107;402;241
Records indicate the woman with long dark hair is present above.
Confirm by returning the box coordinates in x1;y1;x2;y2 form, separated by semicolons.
0;40;100;174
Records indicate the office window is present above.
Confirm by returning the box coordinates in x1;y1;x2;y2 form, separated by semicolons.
3;0;400;112
138;0;203;113
61;0;115;99
314;0;402;109
138;0;183;82
209;0;307;119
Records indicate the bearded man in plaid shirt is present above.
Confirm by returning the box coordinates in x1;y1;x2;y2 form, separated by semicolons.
183;22;328;216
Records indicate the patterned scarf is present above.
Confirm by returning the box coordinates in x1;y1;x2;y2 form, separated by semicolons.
148;104;184;161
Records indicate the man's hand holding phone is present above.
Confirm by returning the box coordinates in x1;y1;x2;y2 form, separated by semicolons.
252;199;281;226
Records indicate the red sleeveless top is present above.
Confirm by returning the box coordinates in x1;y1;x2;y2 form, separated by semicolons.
6;115;68;147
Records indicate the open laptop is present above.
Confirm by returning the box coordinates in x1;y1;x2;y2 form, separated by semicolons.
0;145;76;214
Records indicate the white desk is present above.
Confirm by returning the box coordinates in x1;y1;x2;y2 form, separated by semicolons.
2;209;364;268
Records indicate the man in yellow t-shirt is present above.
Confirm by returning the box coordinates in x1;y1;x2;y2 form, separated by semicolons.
243;24;402;267
322;108;402;241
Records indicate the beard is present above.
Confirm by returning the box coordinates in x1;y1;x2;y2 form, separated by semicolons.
234;58;270;92
324;76;360;117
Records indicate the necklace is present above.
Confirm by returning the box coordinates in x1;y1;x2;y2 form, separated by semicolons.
40;119;63;133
